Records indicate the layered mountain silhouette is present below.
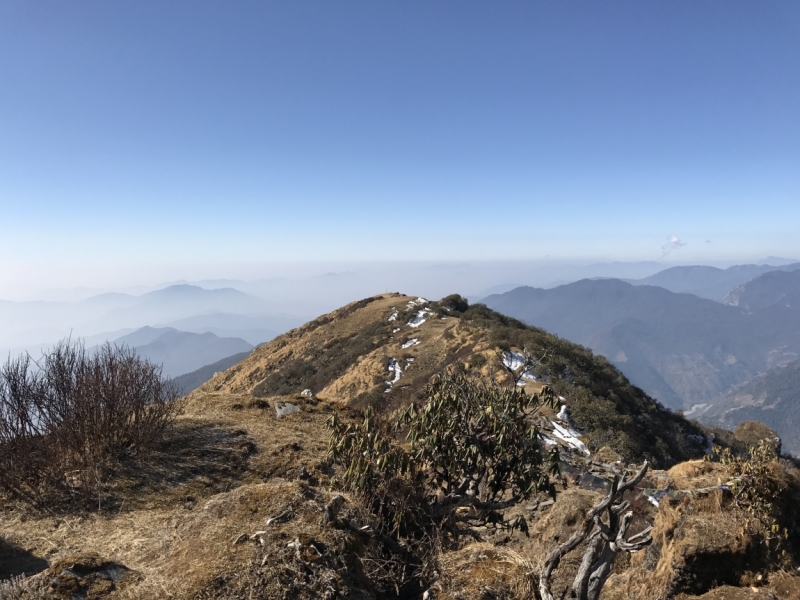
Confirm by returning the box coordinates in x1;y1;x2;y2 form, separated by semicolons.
483;279;800;410
723;268;800;310
0;284;294;354
625;262;800;301
95;326;254;378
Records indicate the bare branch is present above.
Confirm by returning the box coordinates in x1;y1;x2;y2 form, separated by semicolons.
540;461;651;600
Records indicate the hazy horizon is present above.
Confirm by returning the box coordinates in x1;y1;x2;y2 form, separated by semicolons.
2;2;799;298
3;256;799;303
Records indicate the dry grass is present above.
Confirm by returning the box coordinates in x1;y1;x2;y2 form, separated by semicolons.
0;388;352;599
0;574;49;600
667;459;729;490
2;295;796;599
435;543;536;600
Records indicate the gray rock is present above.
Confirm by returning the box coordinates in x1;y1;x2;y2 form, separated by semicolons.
322;494;346;526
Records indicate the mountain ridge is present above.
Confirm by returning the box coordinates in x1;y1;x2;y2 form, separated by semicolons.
202;292;709;467
482;279;800;409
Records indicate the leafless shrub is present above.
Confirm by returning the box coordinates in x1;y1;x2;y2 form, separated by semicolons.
0;574;49;600
0;339;183;507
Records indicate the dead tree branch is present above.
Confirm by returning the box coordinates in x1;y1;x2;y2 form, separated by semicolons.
539;461;651;600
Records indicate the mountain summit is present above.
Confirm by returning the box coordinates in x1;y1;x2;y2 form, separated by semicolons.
202;292;707;467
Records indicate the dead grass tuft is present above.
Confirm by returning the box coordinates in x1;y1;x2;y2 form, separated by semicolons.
435;542;536;600
667;459;728;490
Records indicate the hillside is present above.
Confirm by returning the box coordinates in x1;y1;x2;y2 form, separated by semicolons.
723;268;800;310
3;293;800;600
626;262;800;301
110;327;254;378
697;358;800;455
172;350;253;393
483;280;800;410
202;293;708;467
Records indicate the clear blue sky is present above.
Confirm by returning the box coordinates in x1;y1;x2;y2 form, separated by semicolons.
1;2;799;291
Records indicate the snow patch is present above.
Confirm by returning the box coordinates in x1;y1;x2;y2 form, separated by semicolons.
503;351;537;380
275;402;301;419
539;434;558;449
550;421;590;456
408;308;432;328
407;297;428;309
503;351;526;370
684;403;708;418
385;358;402;392
388;308;399;322
392;328;400;333
401;338;421;349
556;405;569;421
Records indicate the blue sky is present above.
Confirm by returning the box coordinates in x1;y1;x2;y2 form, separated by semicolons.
1;1;799;292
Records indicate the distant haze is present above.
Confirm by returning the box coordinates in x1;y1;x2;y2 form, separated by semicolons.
1;258;795;358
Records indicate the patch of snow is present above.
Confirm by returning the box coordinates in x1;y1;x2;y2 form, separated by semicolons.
388;308;399;322
539;434;558;449
392;328;400;333
407;297;428;309
408;308;432;328
550;421;590;456
401;338;421;349
275;402;301;419
503;350;536;380
645;489;669;507
556;405;569;421
503;351;526;370
385;358;402;392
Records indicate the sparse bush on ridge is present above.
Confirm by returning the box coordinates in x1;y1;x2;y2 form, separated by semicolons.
0;339;183;507
328;365;561;543
707;441;800;564
328;362;657;600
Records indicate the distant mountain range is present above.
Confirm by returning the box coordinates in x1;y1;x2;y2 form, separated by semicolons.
722;269;800;311
92;326;254;378
0;284;301;354
695;358;800;455
624;262;800;301
483;278;800;410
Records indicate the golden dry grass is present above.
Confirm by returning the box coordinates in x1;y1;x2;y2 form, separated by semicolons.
434;542;536;600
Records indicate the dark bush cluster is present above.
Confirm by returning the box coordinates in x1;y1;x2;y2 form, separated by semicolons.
0;339;182;506
328;366;560;541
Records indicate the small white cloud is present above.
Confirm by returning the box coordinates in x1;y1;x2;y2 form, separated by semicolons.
661;235;687;257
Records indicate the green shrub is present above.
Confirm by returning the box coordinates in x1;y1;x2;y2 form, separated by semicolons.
328;366;560;540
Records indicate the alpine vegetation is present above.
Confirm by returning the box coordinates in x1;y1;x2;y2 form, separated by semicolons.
0;339;183;506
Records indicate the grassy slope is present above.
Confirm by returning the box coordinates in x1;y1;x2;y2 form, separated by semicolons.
203;293;708;467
